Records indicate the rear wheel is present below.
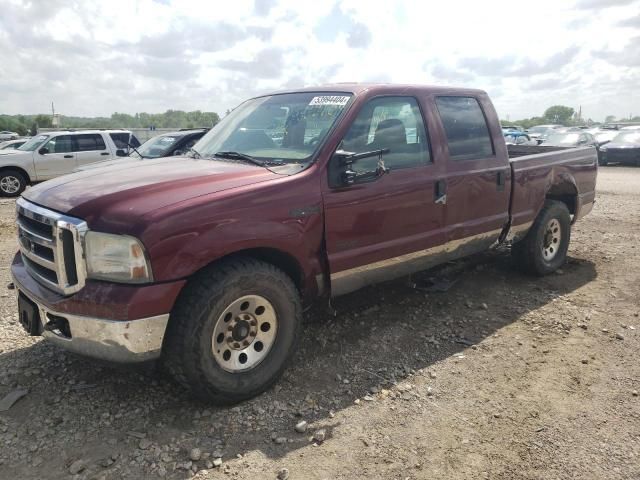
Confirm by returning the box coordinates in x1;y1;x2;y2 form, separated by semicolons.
512;200;571;275
0;170;26;197
163;257;302;404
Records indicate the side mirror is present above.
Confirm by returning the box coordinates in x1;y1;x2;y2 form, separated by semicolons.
38;147;49;155
329;148;391;188
115;149;127;157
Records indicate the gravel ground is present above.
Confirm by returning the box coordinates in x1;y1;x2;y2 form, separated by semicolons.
0;166;638;480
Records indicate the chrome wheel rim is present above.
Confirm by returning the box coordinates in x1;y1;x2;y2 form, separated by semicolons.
211;295;277;372
0;176;20;194
542;218;562;261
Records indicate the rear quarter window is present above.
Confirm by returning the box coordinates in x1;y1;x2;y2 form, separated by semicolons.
75;134;106;151
435;96;494;161
110;132;132;149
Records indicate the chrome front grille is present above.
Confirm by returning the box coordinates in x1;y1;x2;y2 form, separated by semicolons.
16;198;88;295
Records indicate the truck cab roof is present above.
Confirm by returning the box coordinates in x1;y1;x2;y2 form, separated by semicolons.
266;83;488;98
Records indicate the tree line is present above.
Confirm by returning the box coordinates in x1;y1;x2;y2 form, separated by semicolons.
0;110;221;136
501;105;640;129
2;105;637;137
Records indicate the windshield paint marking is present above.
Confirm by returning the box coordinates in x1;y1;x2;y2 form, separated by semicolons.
308;95;350;106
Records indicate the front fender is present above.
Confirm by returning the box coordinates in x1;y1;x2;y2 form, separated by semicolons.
148;217;323;281
139;182;326;300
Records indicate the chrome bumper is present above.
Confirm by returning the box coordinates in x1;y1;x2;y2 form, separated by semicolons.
17;288;169;363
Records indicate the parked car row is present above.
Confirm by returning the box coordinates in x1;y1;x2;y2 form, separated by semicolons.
0;130;140;196
501;123;640;166
0;127;214;196
0;130;20;141
598;130;640;166
76;128;209;171
0;137;30;150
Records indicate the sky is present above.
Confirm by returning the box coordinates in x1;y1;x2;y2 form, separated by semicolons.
0;0;638;122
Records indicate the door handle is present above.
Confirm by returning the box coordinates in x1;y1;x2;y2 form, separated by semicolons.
101;152;110;155
497;171;506;191
64;155;73;158
434;179;447;205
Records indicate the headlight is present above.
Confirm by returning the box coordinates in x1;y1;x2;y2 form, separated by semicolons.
84;232;153;283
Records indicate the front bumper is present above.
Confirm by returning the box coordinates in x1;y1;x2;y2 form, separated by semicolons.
11;253;183;363
17;288;169;362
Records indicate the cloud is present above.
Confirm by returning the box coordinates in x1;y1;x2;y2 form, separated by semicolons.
618;14;640;28
254;0;276;16
314;4;372;49
429;63;475;83
593;35;640;66
346;23;372;48
458;46;581;78
0;0;638;122
527;76;575;91
217;48;286;79
575;0;636;8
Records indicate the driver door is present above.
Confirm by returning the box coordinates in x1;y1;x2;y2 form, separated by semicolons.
34;135;77;179
322;96;445;296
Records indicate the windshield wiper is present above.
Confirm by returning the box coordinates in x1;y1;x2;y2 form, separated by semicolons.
187;147;202;159
127;142;146;159
213;151;267;167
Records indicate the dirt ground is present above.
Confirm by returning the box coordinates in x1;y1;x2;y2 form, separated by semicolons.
0;166;638;480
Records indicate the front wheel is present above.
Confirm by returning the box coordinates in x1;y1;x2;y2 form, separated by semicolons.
0;170;27;197
512;200;571;275
163;257;302;404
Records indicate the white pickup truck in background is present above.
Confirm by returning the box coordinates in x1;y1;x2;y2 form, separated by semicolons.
0;130;139;197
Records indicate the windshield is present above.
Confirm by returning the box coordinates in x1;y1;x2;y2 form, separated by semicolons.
17;135;49;151
134;135;181;158
194;92;352;165
544;133;580;145
612;132;640;144
505;134;530;144
595;131;618;142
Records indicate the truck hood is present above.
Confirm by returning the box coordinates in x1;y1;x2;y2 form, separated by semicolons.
23;157;279;229
74;157;137;171
603;142;640;150
0;149;30;156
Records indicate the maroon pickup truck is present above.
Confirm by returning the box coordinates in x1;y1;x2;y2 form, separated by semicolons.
11;84;597;403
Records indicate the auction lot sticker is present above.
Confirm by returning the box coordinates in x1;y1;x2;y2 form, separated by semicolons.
309;96;351;106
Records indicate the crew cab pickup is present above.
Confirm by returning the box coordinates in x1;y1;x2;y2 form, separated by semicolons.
11;84;597;403
0;130;138;197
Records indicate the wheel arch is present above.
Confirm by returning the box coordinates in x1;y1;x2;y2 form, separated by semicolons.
184;247;309;298
0;165;31;184
545;175;578;216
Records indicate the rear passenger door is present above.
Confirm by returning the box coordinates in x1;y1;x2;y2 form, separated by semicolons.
434;96;511;247
34;135;76;179
75;134;111;166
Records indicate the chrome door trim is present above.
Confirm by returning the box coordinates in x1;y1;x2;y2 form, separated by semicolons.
330;228;503;297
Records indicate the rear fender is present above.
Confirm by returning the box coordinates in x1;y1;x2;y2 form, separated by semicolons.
545;171;578;218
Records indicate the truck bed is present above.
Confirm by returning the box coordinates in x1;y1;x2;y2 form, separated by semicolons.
506;144;570;158
507;145;598;235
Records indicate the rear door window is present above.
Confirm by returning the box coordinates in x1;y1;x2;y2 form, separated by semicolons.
75;134;106;151
435;96;494;160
